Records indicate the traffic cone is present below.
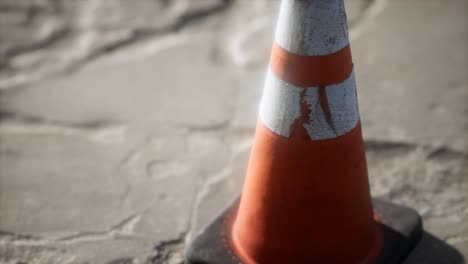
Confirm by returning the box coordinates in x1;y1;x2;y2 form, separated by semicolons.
186;0;423;263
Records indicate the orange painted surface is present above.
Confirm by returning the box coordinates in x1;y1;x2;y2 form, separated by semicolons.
270;43;353;87
231;121;380;263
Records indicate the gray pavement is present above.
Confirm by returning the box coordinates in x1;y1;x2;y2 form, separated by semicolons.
0;0;467;263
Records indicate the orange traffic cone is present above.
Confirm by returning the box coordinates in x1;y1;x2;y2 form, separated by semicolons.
187;1;422;263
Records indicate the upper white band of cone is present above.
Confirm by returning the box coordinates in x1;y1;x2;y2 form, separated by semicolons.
259;69;359;140
275;0;349;56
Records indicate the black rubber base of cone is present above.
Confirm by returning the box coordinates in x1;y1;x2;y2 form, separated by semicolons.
186;198;423;264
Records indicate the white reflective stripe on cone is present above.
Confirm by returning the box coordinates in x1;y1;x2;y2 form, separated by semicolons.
259;70;302;138
275;0;349;56
259;69;360;140
303;71;359;140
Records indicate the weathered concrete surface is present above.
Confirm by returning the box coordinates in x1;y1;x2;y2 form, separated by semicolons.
0;0;466;263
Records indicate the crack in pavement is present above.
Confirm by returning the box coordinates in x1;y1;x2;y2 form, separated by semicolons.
0;136;466;261
365;139;468;159
0;110;127;144
56;213;141;244
184;134;251;241
185;165;233;243
114;136;156;211
140;133;251;263
146;232;186;264
176;119;232;133
0;214;141;246
3;24;69;61
364;139;417;152
0;230;48;246
0;0;68;58
166;0;234;33
427;146;468;160
0;0;235;90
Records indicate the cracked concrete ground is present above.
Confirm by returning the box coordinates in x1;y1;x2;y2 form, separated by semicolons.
0;0;467;263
